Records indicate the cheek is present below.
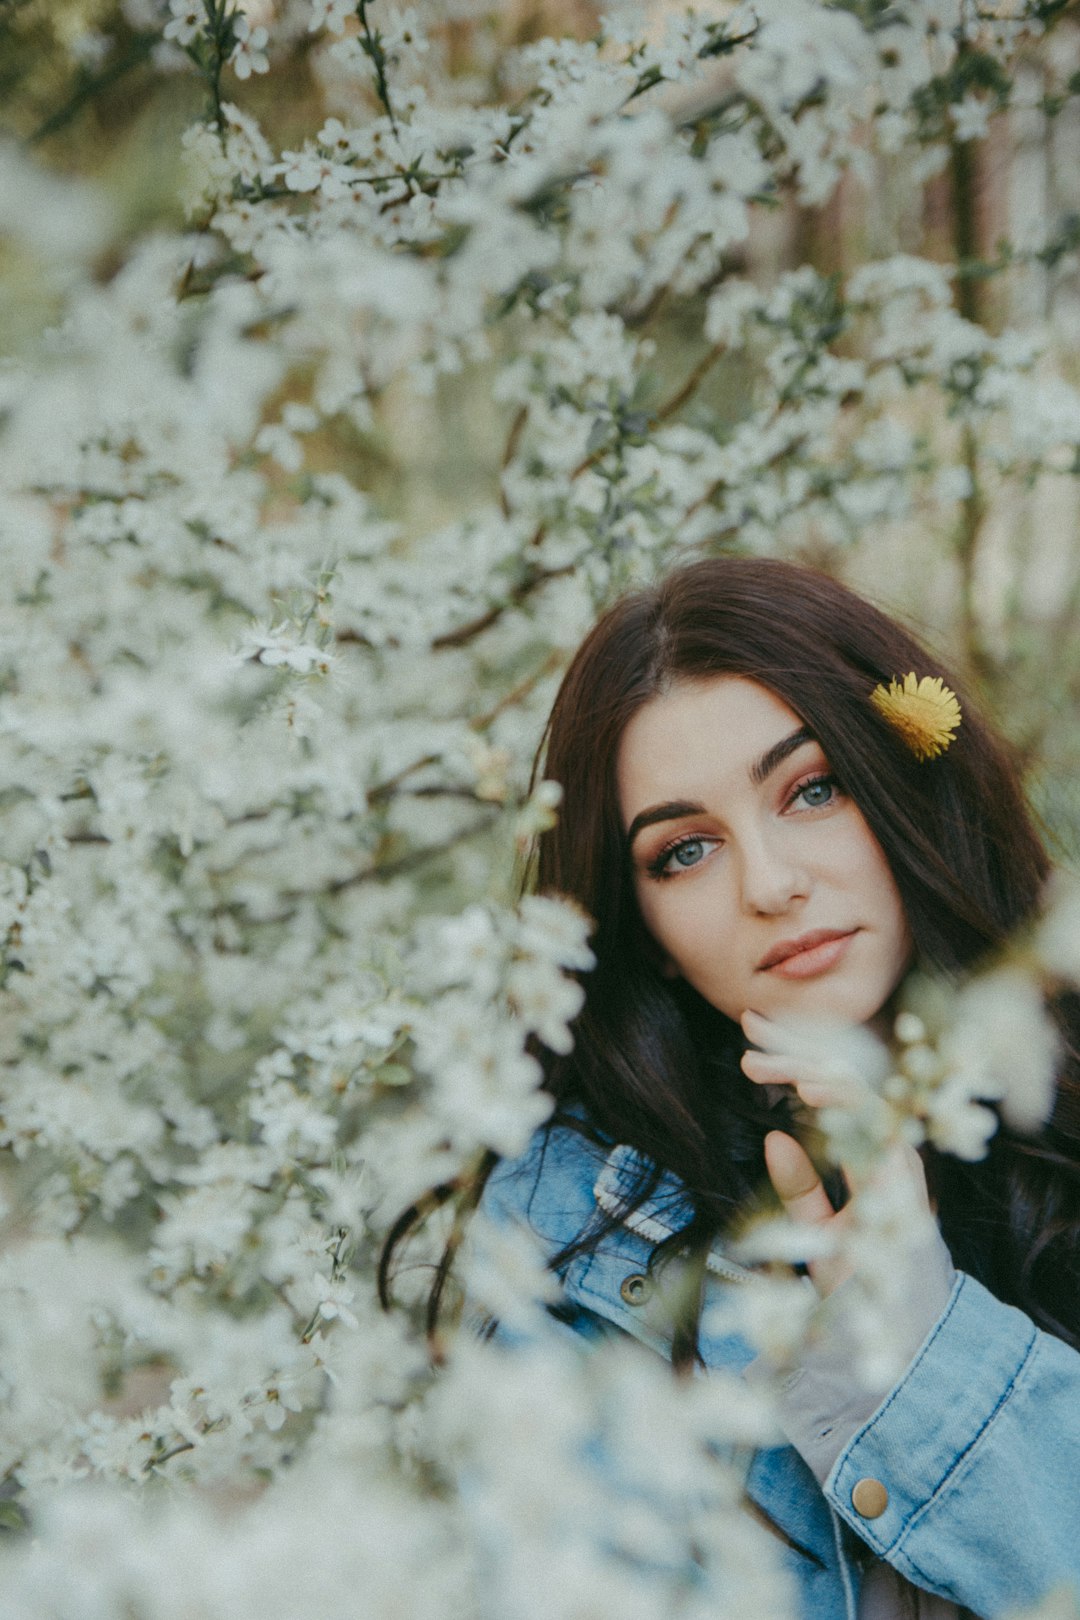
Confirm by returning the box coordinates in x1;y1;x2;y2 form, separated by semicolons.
634;888;689;968
635;881;740;981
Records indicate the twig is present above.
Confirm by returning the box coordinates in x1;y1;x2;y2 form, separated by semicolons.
469;649;563;731
29;33;157;145
947;71;994;687
499;407;528;518
431;564;571;649
655;339;728;422
356;1;400;140
324;810;500;891
366;754;441;806
144;1438;196;1472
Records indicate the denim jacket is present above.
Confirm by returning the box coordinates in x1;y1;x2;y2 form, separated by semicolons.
478;1116;1080;1620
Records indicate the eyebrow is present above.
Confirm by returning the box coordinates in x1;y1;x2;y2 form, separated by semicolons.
625;726;815;849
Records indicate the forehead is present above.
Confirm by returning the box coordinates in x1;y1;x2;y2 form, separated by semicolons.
615;676;806;815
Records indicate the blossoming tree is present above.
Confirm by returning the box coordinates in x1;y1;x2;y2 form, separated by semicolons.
2;1;1080;1614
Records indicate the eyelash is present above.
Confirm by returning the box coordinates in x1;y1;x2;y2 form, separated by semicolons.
643;773;840;881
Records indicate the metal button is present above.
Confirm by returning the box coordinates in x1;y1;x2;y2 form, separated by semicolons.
619;1273;651;1306
851;1478;889;1519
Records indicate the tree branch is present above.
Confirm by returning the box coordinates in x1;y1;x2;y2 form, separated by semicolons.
29;32;157;145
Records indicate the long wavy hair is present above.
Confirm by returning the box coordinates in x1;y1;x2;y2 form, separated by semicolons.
382;557;1080;1356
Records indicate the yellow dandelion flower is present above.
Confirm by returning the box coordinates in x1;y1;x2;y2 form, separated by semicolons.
870;672;962;762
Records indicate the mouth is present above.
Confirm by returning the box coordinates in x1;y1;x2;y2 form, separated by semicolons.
757;928;859;978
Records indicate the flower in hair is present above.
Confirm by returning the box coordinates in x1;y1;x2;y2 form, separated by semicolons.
870;672;962;762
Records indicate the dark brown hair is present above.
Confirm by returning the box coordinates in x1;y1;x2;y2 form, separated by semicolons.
383;557;1080;1353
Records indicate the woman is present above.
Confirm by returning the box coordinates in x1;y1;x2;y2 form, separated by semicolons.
385;557;1080;1620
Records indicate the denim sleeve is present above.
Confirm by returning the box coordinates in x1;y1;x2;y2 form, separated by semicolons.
824;1272;1080;1618
762;1224;956;1484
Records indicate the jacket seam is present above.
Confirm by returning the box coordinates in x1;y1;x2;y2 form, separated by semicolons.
860;1322;1039;1571
830;1507;859;1620
889;1330;1040;1583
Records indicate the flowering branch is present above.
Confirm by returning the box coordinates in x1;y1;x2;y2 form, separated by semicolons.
184;1;242;133
355;1;400;139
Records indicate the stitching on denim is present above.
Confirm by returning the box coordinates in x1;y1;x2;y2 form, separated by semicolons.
593;1171;754;1283
569;1245;598;1294
889;1328;1040;1577
594;1149;697;1233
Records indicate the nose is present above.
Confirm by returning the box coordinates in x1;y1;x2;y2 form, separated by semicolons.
737;826;809;916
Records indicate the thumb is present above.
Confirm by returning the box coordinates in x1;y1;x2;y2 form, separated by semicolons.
764;1131;836;1226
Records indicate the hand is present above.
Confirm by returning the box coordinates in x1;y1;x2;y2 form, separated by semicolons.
740;1009;930;1296
740;1007;885;1109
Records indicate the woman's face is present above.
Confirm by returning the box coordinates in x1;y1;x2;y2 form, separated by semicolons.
616;675;913;1027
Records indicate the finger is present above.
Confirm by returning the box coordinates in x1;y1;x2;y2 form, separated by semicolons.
742;1007;819;1054
764;1131;836;1226
794;1083;844;1109
741;1009;777;1047
742;1009;852;1069
741;1050;859;1106
742;1050;825;1086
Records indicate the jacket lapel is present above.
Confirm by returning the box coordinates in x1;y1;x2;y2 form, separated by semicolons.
744;1444;837;1569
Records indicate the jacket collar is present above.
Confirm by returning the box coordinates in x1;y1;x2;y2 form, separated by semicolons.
592;1142;755;1285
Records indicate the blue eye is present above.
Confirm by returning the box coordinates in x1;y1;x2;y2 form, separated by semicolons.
794;775;836;808
646;835;713;879
671;838;706;868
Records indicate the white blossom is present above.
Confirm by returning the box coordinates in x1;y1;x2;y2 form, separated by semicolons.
1036;870;1080;984
951;93;992;142
310;0;354;33
506;956;585;1054
515;893;595;972
164;0;201;47
939;968;1060;1134
234;621;334;673
231;15;270;80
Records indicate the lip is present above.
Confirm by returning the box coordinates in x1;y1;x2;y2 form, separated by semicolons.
757;928;859;976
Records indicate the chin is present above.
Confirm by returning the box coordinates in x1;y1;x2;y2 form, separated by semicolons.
771;982;890;1027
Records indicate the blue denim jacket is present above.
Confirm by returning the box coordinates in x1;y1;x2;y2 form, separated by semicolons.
478;1116;1080;1620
